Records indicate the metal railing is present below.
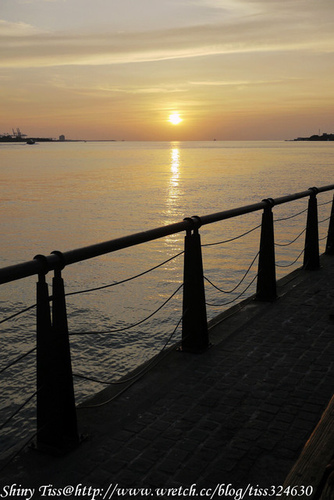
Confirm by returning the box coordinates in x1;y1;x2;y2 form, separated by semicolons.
1;184;334;455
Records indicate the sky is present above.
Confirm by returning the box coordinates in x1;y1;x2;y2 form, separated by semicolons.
1;0;334;141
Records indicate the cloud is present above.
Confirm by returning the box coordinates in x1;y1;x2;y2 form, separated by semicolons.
0;0;333;69
189;79;290;87
18;0;65;3
0;20;45;36
187;0;260;16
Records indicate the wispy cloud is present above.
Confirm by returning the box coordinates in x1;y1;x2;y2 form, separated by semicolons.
18;0;66;3
49;79;188;97
0;20;46;36
1;0;333;139
1;0;334;69
1;9;333;70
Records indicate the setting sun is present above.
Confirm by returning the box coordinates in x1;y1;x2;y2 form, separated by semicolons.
169;113;182;125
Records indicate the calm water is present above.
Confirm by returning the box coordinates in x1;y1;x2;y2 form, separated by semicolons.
0;140;333;455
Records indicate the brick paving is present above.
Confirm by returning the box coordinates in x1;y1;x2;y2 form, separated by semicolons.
1;255;333;499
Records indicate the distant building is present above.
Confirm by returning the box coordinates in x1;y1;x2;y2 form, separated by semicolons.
59;134;65;141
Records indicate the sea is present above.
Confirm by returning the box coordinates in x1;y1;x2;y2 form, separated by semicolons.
0;140;333;457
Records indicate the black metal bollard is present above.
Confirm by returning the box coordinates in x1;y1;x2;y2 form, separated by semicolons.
256;199;277;301
182;217;209;353
35;254;79;454
36;264;53;452
303;188;320;270
325;194;334;255
51;266;80;451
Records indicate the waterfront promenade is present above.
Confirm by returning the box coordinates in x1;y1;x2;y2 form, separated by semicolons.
1;254;333;499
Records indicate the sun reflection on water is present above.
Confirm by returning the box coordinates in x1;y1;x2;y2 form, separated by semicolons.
171;148;180;177
168;147;180;206
163;146;185;252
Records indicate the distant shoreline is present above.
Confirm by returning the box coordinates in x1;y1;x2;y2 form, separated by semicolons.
290;133;334;141
0;138;118;143
0;137;54;143
1;135;334;143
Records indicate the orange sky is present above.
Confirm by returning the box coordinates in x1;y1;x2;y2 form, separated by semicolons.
1;0;334;141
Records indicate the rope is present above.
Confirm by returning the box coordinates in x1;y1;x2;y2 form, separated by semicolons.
318;216;331;224
276;248;305;268
275;228;306;247
206;273;258;308
0;390;37;430
66;251;184;297
0;304;36;326
0;347;36;375
78;314;184;408
70;283;183;335
204;251;259;294
74;315;183;387
202;224;261;248
0;254;184;326
318;199;333;206
274;207;308;222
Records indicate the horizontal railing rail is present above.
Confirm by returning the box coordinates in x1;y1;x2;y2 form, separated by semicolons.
1;184;334;285
1;183;334;457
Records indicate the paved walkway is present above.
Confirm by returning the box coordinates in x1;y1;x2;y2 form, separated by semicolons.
1;255;334;499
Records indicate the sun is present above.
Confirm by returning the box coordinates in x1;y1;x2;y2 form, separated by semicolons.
169;113;182;125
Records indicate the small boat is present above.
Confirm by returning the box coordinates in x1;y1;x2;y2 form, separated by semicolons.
26;138;35;145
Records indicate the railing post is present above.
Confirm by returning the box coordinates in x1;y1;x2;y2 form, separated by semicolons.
35;253;79;454
303;187;320;270
36;256;53;453
182;217;209;353
256;199;277;301
51;252;80;451
325;194;334;255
